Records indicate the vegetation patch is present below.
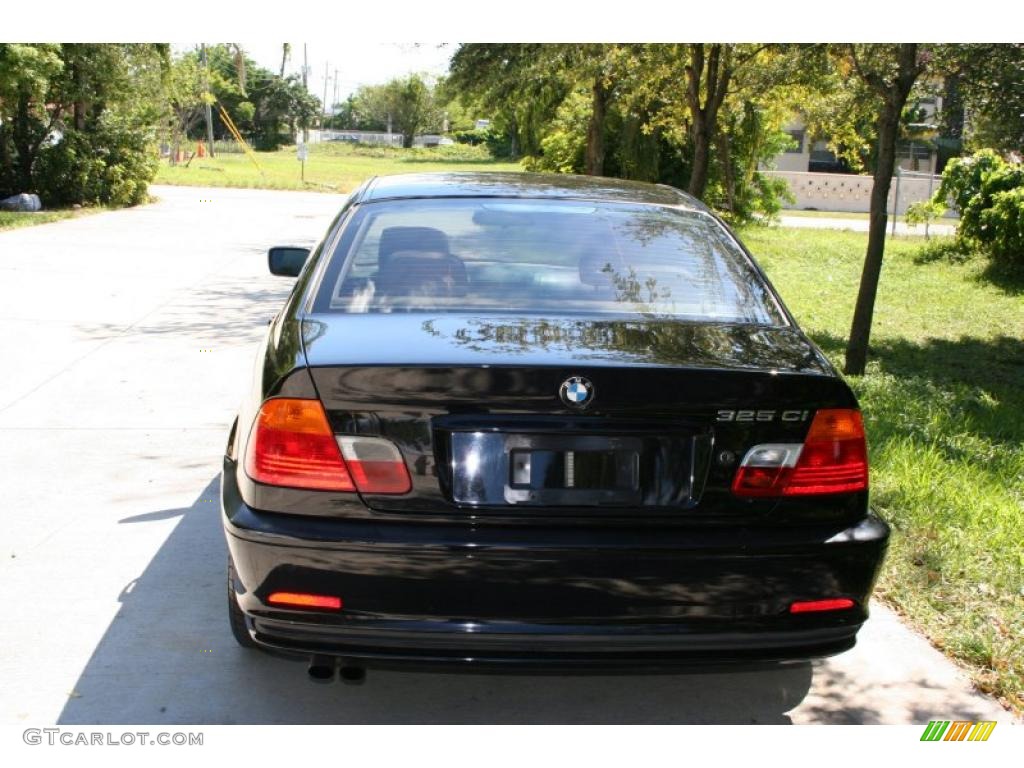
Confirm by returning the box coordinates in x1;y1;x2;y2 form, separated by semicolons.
153;142;522;193
742;225;1024;714
0;208;96;231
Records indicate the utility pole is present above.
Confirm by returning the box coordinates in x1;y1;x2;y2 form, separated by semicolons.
891;166;901;239
333;68;339;119
321;62;330;133
200;44;216;158
302;44;309;143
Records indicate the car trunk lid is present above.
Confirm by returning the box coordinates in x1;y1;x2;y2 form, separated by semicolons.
304;314;851;517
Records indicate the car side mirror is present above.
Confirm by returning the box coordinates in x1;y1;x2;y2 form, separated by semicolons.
268;246;310;277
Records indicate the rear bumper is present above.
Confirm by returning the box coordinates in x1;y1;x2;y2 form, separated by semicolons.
244;617;860;671
222;462;888;669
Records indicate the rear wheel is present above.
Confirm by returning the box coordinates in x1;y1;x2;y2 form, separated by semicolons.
228;558;258;649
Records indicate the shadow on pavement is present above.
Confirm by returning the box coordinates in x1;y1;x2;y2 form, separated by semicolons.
58;476;815;725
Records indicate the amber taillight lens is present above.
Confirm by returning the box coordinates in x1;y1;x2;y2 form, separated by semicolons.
244;399;355;491
244;399;412;494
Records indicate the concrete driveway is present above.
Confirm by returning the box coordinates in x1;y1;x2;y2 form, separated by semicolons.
0;185;1010;725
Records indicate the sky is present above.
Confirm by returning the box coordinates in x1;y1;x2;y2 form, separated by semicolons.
179;42;455;108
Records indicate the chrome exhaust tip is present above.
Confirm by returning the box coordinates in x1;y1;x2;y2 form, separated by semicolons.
338;665;367;685
307;655;336;684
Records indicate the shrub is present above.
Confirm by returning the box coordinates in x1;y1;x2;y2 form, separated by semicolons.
977;186;1024;262
928;149;1024;268
959;163;1024;266
905;199;947;228
451;127;512;157
935;149;1006;214
34;121;157;207
524;127;585;174
521;90;589;175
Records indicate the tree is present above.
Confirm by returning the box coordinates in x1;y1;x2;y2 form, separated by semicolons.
0;43;64;193
841;44;928;375
0;44;167;204
280;43;291;79
448;44;575;159
354;75;441;147
164;51;230;162
254;74;319;145
447;42;828;215
230;44;247;93
684;44;735;198
949;44;1024;154
386;75;436;148
203;45;319;149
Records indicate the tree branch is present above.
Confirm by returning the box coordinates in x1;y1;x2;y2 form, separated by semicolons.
684;43;703;117
849;44;888;96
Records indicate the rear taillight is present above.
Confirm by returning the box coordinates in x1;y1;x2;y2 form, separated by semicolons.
337;436;412;494
732;408;868;497
243;398;411;494
245;399;355;491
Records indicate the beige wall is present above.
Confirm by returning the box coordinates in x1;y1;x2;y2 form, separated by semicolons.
764;170;946;215
774;151;810;172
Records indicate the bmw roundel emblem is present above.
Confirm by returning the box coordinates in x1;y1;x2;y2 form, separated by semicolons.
559;376;594;409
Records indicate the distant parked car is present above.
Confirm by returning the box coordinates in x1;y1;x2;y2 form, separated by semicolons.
222;172;888;683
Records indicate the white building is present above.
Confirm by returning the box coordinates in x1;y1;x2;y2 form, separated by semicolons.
772;94;944;176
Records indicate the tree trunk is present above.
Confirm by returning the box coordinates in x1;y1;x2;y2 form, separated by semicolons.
718;130;736;214
688;122;712;198
0;123;10;193
508;120;519;159
685;44;731;200
584;76;607;176
13;89;34;191
845;114;897;375
72;58;86;131
200;45;216;158
844;44;920;375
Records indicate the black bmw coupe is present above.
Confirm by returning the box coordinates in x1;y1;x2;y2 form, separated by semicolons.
221;172;888;682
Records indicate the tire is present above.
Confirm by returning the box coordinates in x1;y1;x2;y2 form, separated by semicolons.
228;557;258;649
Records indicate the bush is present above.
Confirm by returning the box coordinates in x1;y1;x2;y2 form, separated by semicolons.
524;127;585;174
977;186;1024;262
935;149;1006;214
34;121;157;207
521;89;589;175
928;149;1024;268
451;127;512;158
959;163;1024;266
905;199;947;228
313;140;495;163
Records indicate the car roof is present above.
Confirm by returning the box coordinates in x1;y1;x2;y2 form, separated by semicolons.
354;172;708;211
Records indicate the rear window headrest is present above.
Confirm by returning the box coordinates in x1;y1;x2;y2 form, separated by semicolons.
376;250;468;297
379;227;451;263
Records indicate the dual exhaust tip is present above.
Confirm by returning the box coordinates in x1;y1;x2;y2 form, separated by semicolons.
308;655;366;685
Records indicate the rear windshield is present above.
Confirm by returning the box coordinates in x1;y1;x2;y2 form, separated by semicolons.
316;198;785;325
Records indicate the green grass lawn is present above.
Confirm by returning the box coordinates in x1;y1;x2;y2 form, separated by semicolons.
778;209;936;223
153;141;523;192
0;209;88;231
739;224;1023;713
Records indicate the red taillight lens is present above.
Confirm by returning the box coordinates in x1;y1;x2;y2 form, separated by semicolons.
244;399;355;491
267;591;342;610
789;597;856;614
785;409;868;495
732;409;868;497
337;436;412;495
